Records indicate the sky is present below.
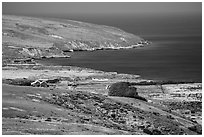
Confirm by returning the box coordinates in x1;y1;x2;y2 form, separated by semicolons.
2;2;201;17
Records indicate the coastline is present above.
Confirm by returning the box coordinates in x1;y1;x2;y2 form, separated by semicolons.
2;14;202;135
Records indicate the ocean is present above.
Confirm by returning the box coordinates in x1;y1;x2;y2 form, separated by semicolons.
39;14;202;82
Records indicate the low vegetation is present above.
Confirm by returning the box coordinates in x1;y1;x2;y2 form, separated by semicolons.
188;125;202;134
3;78;34;86
3;84;200;135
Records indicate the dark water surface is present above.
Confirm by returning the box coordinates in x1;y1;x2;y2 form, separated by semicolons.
39;14;202;82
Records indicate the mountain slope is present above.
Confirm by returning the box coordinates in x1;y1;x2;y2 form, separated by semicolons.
2;15;146;63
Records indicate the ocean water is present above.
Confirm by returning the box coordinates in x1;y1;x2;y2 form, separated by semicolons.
39;14;202;82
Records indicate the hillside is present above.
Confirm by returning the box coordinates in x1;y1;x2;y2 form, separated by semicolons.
2;83;200;135
2;15;147;64
2;15;201;135
2;65;202;135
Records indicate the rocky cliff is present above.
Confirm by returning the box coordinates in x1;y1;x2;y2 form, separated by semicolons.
2;15;148;63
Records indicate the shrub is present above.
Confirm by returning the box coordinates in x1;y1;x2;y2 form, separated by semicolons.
108;82;147;101
188;125;202;134
46;78;60;83
3;78;33;86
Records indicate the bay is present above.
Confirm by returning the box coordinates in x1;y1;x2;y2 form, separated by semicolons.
38;14;202;82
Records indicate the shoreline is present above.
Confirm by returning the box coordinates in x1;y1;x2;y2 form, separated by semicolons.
2;14;202;135
3;63;201;85
34;59;202;83
2;53;202;135
5;57;202;84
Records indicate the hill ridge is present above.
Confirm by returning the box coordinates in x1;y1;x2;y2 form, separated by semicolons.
2;14;149;64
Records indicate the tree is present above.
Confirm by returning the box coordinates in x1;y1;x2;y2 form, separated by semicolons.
108;82;147;101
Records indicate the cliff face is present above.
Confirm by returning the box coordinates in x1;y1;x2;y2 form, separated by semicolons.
2;15;147;63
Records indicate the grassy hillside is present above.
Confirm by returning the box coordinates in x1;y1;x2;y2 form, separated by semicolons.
2;15;144;63
3;84;199;135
